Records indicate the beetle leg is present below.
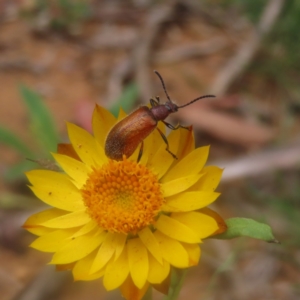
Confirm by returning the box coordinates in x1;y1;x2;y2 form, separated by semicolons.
162;120;191;131
137;141;144;163
156;127;178;159
150;97;160;107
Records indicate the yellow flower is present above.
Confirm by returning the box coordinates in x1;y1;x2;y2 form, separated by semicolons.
23;105;226;300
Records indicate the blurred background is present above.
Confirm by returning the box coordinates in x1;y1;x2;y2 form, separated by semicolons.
0;0;299;299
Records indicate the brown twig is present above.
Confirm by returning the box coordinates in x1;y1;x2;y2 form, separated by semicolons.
178;106;275;148
154;38;227;65
212;139;300;182
133;3;177;102
105;58;133;106
209;0;286;96
105;3;178;105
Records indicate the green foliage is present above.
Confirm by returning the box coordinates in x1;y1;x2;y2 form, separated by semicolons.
24;0;91;32
19;85;59;153
0;85;59;181
163;269;188;300
215;0;300;92
249;172;300;246
215;0;264;22
267;0;300;70
109;82;139;117
0;127;34;157
214;217;277;243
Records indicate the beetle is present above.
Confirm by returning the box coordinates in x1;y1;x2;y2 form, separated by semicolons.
105;70;215;161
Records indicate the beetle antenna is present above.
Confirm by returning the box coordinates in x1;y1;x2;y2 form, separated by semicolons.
154;70;172;103
177;94;215;109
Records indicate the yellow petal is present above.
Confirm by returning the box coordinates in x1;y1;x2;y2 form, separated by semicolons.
120;274;149;300
73;250;105;281
117;107;128;120
157;118;166;134
192;166;223;192
176;127;195;160
155;214;200;243
26;226;53;236
90;232;118;274
138;129;154;166
128;141;142;163
161;146;209;183
114;233;127;261
29;185;84;212
162;191;220;212
127;238;148;289
149;129;179;179
146;122;166;164
154;231;189;268
172;212;219;239
103;246;129;290
30;228;77;252
147;254;170;284
199;207;227;235
67;122;106;167
23;208;66;229
26;170;85;211
41;210;90;228
56;262;75;271
57;143;81;160
152;275;171;295
182;242;201;266
161;173;203;197
51;229;105;264
138;227;163;264
92;104;117;146
52;153;89;188
70;221;99;239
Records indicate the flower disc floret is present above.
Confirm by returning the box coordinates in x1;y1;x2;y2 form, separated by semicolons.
81;157;164;234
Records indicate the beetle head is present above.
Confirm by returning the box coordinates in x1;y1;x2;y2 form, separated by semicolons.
154;70;215;111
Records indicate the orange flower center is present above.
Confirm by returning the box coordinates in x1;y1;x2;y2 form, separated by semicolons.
81;157;164;234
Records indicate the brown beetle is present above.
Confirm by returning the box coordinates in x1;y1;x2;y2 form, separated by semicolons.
105;71;215;161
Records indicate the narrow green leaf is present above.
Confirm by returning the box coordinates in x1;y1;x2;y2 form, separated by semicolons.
0;192;43;209
213;217;279;243
109;82;139;117
163;268;187;300
19;84;59;152
0;126;33;156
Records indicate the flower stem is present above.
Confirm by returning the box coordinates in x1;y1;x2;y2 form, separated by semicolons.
143;286;152;300
163;268;188;300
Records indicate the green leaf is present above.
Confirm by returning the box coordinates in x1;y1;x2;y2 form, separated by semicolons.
0;192;42;210
163;268;187;300
19;84;59;153
109;82;139;117
0;126;33;157
213;218;279;243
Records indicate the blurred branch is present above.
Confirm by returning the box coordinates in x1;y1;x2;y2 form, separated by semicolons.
178;106;275;148
105;3;177;105
133;3;177;102
154;38;227;65
209;0;286;95
88;27;138;50
106;59;132;105
213;140;300;182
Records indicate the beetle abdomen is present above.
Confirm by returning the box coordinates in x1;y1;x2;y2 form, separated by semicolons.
105;106;157;160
